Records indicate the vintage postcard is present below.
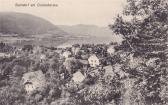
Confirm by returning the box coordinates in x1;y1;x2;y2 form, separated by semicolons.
0;0;167;105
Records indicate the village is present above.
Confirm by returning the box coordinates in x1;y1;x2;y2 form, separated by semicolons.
0;41;123;91
0;39;160;105
0;41;133;103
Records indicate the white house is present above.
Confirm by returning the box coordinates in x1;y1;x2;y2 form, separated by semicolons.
72;71;85;83
72;47;80;55
88;54;100;67
40;54;46;60
107;46;115;55
63;57;75;70
33;46;42;54
24;82;35;93
62;51;72;58
22;70;46;94
57;44;72;49
0;53;6;58
0;53;11;58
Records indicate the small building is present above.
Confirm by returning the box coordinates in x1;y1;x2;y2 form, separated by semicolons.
103;65;114;77
33;46;42;54
13;50;22;58
63;57;75;70
40;54;46;59
24;82;35;93
72;71;85;83
0;53;6;58
39;54;47;62
0;52;11;58
88;54;101;67
22;70;46;94
72;47;80;55
107;46;115;55
57;44;72;49
62;51;72;58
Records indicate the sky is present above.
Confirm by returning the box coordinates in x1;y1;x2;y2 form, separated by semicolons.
0;0;126;26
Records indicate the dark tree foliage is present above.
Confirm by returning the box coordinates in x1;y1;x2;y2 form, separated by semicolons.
110;0;168;104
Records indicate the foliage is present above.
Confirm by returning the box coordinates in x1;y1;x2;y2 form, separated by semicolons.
110;0;168;104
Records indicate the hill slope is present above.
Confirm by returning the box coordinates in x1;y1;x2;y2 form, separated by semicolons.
0;12;65;36
58;24;123;44
57;24;114;37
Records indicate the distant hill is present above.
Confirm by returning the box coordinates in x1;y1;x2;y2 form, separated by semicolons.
57;24;114;37
0;12;122;46
58;24;123;43
0;12;66;36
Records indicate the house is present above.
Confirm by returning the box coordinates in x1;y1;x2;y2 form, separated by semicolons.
72;47;80;55
107;45;115;55
63;57;75;70
88;54;100;67
13;50;22;58
62;51;72;58
33;46;42;54
40;54;47;62
57;44;72;49
22;70;46;94
72;71;85;83
24;82;35;93
0;53;11;58
103;65;114;77
0;53;6;57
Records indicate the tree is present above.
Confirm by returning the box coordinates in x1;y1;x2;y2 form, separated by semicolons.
110;0;168;104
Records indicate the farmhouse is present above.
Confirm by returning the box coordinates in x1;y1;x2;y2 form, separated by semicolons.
0;53;7;58
62;51;72;58
63;57;75;70
33;46;42;54
0;52;11;58
24;82;35;93
22;70;46;94
40;54;46;60
88;54;100;67
72;71;85;83
107;45;115;55
72;46;80;55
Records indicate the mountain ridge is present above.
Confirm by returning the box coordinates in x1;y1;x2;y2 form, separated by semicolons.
57;24;114;37
0;12;67;36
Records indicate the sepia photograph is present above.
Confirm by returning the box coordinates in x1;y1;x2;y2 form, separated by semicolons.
0;0;168;105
